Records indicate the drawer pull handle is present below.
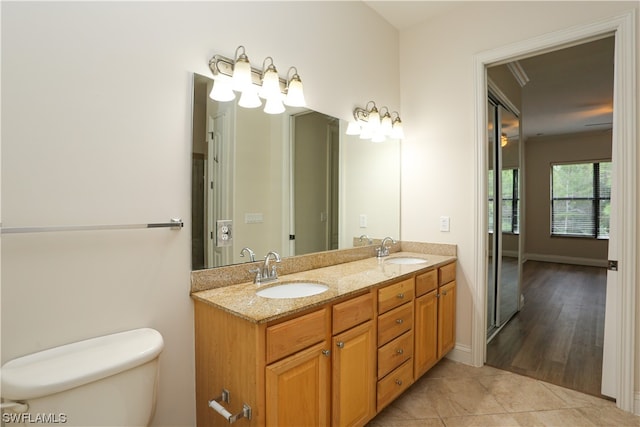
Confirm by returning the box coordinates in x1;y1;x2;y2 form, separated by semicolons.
337;341;345;349
396;319;403;324
397;293;405;299
396;348;404;355
208;389;252;423
322;349;331;356
395;379;403;386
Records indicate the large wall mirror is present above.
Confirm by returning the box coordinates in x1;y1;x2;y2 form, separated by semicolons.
191;73;400;270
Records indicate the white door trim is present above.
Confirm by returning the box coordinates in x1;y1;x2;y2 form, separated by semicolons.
472;10;637;413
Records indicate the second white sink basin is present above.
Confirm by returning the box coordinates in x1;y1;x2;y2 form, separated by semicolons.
385;257;428;265
256;282;329;299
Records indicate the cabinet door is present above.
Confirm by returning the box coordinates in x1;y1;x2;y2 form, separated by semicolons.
437;280;456;358
266;341;331;427
332;321;376;427
414;290;438;378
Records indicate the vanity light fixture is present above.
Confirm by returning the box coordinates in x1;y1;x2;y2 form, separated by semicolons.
208;46;306;114
347;102;405;142
284;67;306;107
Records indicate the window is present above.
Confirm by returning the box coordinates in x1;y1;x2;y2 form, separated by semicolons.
551;161;611;238
488;168;519;234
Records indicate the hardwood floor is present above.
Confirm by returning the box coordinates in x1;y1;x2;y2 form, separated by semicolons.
486;260;607;398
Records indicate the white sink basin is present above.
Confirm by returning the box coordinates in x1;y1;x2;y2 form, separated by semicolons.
385;257;428;265
256;282;329;299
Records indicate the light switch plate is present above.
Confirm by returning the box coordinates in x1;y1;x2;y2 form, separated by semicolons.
359;214;368;228
440;216;450;232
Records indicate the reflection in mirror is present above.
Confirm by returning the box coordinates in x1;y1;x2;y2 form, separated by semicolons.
487;95;521;339
191;73;400;270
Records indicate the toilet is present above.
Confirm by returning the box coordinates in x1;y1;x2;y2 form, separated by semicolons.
0;328;164;426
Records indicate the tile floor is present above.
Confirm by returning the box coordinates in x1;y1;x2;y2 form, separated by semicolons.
368;359;640;426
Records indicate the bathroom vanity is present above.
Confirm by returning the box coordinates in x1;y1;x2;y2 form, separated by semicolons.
191;244;456;427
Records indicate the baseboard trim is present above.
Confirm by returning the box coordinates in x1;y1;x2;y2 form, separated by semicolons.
525;253;608;268
445;343;475;366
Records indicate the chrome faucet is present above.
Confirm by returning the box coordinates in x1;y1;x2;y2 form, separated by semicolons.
252;251;281;284
240;247;256;262
359;234;373;245
377;237;396;258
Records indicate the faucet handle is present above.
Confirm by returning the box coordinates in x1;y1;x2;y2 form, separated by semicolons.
269;264;279;279
249;267;262;284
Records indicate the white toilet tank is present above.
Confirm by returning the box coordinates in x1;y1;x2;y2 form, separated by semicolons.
1;328;164;427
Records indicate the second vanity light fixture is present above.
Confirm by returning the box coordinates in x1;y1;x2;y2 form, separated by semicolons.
346;101;405;142
208;46;306;114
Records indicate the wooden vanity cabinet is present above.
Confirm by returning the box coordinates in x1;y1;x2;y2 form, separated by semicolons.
438;263;457;357
375;278;415;411
414;262;457;378
265;308;331;426
330;292;376;427
194;260;456;427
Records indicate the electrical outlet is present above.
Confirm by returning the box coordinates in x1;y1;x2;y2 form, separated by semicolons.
216;220;233;247
359;214;368;228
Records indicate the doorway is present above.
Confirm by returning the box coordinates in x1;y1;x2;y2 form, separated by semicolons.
473;11;636;412
291;111;340;255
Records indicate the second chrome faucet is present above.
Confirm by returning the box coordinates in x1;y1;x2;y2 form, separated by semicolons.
251;251;281;284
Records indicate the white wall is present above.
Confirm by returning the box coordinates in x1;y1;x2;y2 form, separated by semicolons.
340;133;401;246
399;0;638;386
0;2;399;426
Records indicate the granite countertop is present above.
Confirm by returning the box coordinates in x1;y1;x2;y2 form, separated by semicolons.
191;252;456;324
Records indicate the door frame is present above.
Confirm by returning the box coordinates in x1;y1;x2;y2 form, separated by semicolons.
471;11;637;412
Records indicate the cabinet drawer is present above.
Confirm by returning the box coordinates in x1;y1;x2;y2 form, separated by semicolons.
377;359;414;410
415;269;437;297
378;278;415;314
332;292;373;335
439;262;456;286
377;303;413;346
377;331;413;379
266;308;329;364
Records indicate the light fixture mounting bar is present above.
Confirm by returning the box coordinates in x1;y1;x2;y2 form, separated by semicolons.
209;54;287;92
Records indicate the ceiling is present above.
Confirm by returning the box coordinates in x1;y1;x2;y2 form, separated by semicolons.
363;1;615;140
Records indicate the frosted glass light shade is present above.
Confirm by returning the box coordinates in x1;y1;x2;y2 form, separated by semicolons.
284;76;306;107
232;58;253;92
380;114;393;136
264;96;285;114
368;108;381;132
209;78;236;102
260;68;281;100
238;86;262;108
391;120;405;139
372;132;385;143
345;121;361;135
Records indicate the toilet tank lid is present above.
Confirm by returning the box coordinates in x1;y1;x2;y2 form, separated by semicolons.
1;328;164;400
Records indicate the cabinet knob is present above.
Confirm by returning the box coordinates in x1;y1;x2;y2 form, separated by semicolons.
397;293;405;299
442;290;448;296
336;341;345;349
396;319;403;324
395;379;403;386
396;348;404;355
322;349;331;357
